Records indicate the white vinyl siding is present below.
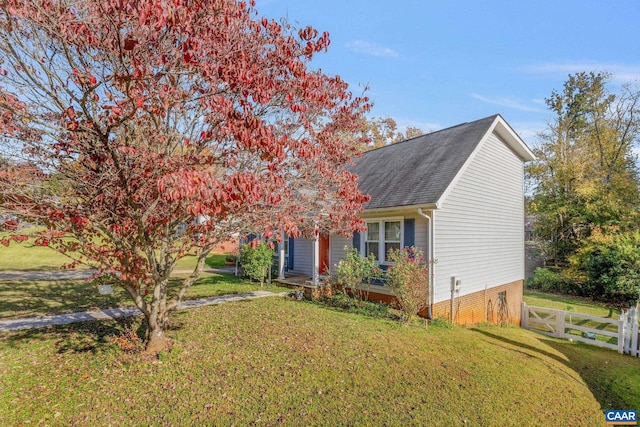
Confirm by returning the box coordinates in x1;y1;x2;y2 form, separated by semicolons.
433;132;524;303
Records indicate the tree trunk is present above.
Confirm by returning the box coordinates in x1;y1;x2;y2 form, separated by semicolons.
145;326;167;354
145;310;169;354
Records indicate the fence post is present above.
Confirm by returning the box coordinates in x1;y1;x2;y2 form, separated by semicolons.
555;309;565;339
618;311;626;354
521;302;528;329
631;307;639;357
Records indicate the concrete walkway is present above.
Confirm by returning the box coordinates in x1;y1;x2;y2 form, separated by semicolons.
0;267;283;333
0;290;288;332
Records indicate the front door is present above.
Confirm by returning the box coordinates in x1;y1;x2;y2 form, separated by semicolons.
319;234;330;275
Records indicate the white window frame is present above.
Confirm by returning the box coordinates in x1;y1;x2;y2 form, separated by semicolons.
361;217;403;265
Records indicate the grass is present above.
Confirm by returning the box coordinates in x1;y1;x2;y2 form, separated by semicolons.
0;273;290;320
1;297;637;426
174;253;228;270
0;232;75;271
0;230;231;271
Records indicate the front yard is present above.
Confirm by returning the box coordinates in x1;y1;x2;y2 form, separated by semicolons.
1;296;638;425
0;273;289;320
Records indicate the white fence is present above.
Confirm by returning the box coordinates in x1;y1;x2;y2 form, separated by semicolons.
521;302;639;357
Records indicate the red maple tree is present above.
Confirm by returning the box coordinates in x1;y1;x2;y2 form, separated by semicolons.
0;0;370;352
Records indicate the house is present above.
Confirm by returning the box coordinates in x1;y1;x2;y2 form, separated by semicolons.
276;114;535;325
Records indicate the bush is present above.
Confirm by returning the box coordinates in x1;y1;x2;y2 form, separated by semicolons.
575;231;640;306
526;267;569;293
335;247;381;301
240;242;274;287
311;293;395;319
385;246;429;324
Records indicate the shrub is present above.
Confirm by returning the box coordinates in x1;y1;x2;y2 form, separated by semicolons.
385;246;429;324
311;293;395;319
335;247;381;301
575;231;640;306
526;267;569;293
240;242;274;287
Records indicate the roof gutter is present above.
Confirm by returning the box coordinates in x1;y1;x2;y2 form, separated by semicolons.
363;203;438;215
417;207;434;320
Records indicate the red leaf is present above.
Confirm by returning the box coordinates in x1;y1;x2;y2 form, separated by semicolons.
123;38;137;51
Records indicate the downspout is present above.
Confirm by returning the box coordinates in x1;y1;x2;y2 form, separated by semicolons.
417;208;433;320
312;220;319;286
278;229;286;280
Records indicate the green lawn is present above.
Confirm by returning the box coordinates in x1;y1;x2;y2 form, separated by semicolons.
174;253;228;270
0;231;230;272
524;289;622;318
0;273;289;320
1;297;637;426
0;232;75;270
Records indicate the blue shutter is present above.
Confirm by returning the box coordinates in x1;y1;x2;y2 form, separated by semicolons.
288;237;294;270
352;231;361;253
403;218;415;248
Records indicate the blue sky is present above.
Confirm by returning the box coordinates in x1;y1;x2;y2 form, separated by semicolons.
255;0;640;146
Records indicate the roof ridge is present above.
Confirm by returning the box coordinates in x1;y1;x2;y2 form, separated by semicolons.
360;114;499;155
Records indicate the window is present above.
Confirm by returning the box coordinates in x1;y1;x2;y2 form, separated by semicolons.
363;218;402;263
365;222;380;260
384;221;401;256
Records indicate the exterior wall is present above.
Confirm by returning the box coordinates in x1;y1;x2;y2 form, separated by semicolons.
290;238;313;277
431;280;523;326
359;210;430;258
329;234;351;275
296;211;431;276
347;279;522;326
433;132;525;305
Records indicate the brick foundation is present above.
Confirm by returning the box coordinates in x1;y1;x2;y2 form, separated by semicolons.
432;280;523;326
331;280;523;327
210;239;238;254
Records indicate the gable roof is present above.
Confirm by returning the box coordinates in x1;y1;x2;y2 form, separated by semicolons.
350;114;534;211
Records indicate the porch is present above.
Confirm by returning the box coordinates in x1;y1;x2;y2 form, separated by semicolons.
273;272;332;300
273;272;317;288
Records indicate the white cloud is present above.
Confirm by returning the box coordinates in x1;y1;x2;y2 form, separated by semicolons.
471;93;545;113
520;62;640;83
345;40;399;58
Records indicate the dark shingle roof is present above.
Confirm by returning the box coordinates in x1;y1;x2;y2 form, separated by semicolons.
351;115;498;210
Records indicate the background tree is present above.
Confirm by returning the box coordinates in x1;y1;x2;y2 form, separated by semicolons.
0;0;370;352
357;116;424;151
527;72;640;266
